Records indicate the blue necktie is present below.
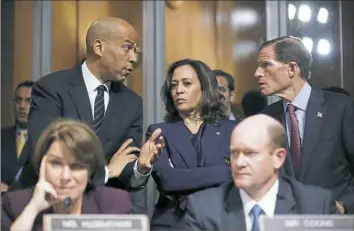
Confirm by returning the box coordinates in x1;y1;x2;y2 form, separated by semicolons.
250;204;263;231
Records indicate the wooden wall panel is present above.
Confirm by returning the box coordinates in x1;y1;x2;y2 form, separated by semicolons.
51;1;78;72
1;1;33;127
165;1;217;70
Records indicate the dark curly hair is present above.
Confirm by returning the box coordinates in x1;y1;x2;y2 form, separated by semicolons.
161;59;227;122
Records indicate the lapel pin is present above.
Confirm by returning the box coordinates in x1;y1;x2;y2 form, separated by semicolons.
317;111;323;118
216;132;220;135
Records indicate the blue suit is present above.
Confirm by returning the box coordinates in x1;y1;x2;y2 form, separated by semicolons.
146;120;236;230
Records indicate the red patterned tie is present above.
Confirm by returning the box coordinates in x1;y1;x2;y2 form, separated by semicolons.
288;104;301;171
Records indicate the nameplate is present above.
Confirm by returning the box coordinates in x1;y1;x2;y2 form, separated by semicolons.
262;215;354;231
43;214;149;231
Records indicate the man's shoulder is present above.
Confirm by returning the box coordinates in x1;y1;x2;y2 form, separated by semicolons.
1;126;15;134
35;66;79;88
262;100;283;116
283;177;331;200
115;83;142;102
321;88;353;105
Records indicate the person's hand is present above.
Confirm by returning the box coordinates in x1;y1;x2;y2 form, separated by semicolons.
108;139;139;178
137;128;165;174
335;201;345;214
28;156;58;214
1;182;9;192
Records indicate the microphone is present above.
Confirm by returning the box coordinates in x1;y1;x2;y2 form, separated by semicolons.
63;197;72;214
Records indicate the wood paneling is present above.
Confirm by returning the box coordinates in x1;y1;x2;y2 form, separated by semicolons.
1;1;33;127
165;0;265;105
165;1;217;69
51;1;78;72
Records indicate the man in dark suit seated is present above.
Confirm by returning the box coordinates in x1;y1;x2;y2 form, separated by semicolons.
12;18;164;200
1;81;34;192
183;114;337;231
256;36;354;214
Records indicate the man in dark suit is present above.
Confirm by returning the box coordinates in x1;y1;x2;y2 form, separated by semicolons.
255;36;354;214
1;81;34;192
13;18;164;209
184;115;337;231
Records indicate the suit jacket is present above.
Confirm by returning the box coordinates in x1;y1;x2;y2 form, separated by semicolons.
12;65;143;190
1;186;131;231
1;126;29;185
146;120;236;230
184;177;337;231
262;88;354;213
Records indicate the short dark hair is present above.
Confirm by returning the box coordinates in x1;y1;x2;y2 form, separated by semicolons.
213;70;235;92
259;36;312;80
323;86;351;97
15;80;34;91
241;90;267;117
161;59;227;122
33;119;106;186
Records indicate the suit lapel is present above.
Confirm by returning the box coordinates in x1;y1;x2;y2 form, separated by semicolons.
6;127;19;164
68;67;93;125
165;121;198;168
223;183;247;231
275;178;296;214
299;89;325;180
97;83;127;143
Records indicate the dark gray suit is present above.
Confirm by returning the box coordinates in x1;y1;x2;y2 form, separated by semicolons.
184;177;337;231
11;65;146;214
263;88;354;213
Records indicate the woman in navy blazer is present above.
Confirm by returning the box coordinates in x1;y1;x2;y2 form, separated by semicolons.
1;119;131;231
146;59;237;230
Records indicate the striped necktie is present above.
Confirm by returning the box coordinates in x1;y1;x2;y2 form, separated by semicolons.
93;85;106;132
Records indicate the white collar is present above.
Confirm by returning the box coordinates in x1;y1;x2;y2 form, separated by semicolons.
239;179;279;217
81;61;111;93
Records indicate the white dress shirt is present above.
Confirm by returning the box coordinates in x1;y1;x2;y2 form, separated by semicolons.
81;62;150;187
282;82;312;145
239;179;279;231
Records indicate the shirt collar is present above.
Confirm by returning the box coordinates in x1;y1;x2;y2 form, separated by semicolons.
239;179;279;217
81;61;111;93
283;82;312;112
15;125;27;135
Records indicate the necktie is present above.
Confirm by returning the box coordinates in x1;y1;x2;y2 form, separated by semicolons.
250;204;263;231
288;104;301;171
93;85;106;132
17;129;27;159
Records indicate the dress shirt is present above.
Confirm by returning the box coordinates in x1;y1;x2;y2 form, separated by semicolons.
282;82;312;145
82;62;151;186
240;179;279;231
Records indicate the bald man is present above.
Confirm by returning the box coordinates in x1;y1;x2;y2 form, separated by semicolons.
183;115;337;231
13;18;163;201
